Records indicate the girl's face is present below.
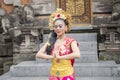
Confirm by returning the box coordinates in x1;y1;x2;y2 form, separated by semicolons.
53;19;67;37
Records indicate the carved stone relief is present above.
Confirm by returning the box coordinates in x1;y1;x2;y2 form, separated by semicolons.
111;0;120;24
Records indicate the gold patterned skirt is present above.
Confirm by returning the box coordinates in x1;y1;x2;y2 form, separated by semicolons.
49;58;75;80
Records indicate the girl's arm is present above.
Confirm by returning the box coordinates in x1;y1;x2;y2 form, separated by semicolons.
36;42;54;59
55;41;80;59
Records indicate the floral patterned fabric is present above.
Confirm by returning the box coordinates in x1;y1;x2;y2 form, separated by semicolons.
49;73;75;80
49;37;78;80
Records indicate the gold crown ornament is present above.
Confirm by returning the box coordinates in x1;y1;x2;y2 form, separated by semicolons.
49;8;72;31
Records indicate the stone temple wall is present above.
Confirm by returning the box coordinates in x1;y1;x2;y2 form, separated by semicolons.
92;0;120;63
0;0;56;75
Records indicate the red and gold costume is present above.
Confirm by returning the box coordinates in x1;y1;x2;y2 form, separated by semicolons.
49;37;78;80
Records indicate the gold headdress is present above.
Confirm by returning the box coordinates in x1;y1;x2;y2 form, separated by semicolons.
49;8;72;31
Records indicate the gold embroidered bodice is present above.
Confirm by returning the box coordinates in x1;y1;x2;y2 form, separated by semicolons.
50;37;76;77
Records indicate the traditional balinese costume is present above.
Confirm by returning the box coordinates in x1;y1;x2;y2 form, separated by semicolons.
49;37;78;80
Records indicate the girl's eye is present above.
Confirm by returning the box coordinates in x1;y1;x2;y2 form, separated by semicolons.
54;25;58;28
54;24;64;29
59;25;63;28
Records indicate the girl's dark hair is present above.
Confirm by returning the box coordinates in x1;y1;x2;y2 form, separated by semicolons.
64;19;69;26
46;30;57;55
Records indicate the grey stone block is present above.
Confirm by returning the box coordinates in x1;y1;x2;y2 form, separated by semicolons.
74;62;118;77
30;0;51;4
75;54;98;63
0;68;3;75
66;33;97;42
80;51;97;55
40;42;97;51
36;51;98;63
118;67;120;76
10;61;119;77
0;58;4;68
36;58;51;63
71;26;93;30
0;72;12;80
0;44;7;56
31;3;54;15
3;57;13;73
92;2;112;13
0;76;119;80
78;42;97;51
43;33;97;42
10;61;51;77
13;53;35;64
4;77;120;80
75;66;112;77
6;77;48;80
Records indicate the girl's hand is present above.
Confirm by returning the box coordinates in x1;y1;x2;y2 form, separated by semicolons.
55;52;60;59
53;50;61;59
51;53;55;58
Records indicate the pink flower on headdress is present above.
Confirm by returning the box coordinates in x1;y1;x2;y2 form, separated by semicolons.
57;14;60;18
53;12;66;21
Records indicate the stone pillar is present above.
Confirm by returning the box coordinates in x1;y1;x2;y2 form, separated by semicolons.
13;27;43;64
110;32;115;45
0;34;13;74
25;35;30;47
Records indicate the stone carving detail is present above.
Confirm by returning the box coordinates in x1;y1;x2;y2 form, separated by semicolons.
0;8;9;34
0;7;23;34
111;0;120;24
92;1;112;13
1;16;11;34
97;0;120;45
23;4;34;24
0;4;45;64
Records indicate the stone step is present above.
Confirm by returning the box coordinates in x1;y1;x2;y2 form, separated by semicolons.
76;53;98;63
1;76;120;80
0;72;120;80
36;51;98;63
78;42;97;51
36;54;98;63
10;61;119;77
43;33;97;42
0;72;11;80
40;42;97;51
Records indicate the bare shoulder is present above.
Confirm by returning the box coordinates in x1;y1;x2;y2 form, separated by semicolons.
71;40;78;47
